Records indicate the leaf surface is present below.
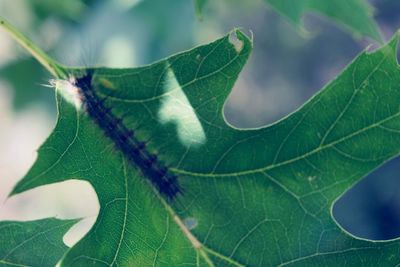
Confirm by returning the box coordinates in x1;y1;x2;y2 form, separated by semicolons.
0;219;76;267
8;29;400;266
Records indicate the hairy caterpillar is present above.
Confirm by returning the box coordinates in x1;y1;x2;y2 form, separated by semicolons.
72;70;182;200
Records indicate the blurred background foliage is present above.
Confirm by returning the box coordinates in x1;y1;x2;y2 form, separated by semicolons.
1;0;400;243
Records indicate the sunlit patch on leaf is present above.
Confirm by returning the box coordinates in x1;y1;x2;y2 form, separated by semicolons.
158;67;206;148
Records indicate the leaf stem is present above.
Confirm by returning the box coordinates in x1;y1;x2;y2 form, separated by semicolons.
0;18;67;79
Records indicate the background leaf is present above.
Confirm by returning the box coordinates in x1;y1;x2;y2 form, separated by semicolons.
196;0;382;41
0;58;53;111
265;0;382;41
194;0;207;19
0;218;76;267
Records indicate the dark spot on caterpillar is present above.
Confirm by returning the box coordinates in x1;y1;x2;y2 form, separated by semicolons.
74;70;182;200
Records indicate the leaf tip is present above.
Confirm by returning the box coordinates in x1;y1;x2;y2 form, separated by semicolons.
8;179;29;198
364;30;400;64
384;30;400;56
228;28;253;54
8;186;21;198
394;29;400;44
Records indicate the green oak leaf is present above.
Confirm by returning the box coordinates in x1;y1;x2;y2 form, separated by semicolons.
0;218;76;267
3;18;400;265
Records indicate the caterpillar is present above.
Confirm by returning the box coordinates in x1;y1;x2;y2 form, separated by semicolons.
73;70;182;200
